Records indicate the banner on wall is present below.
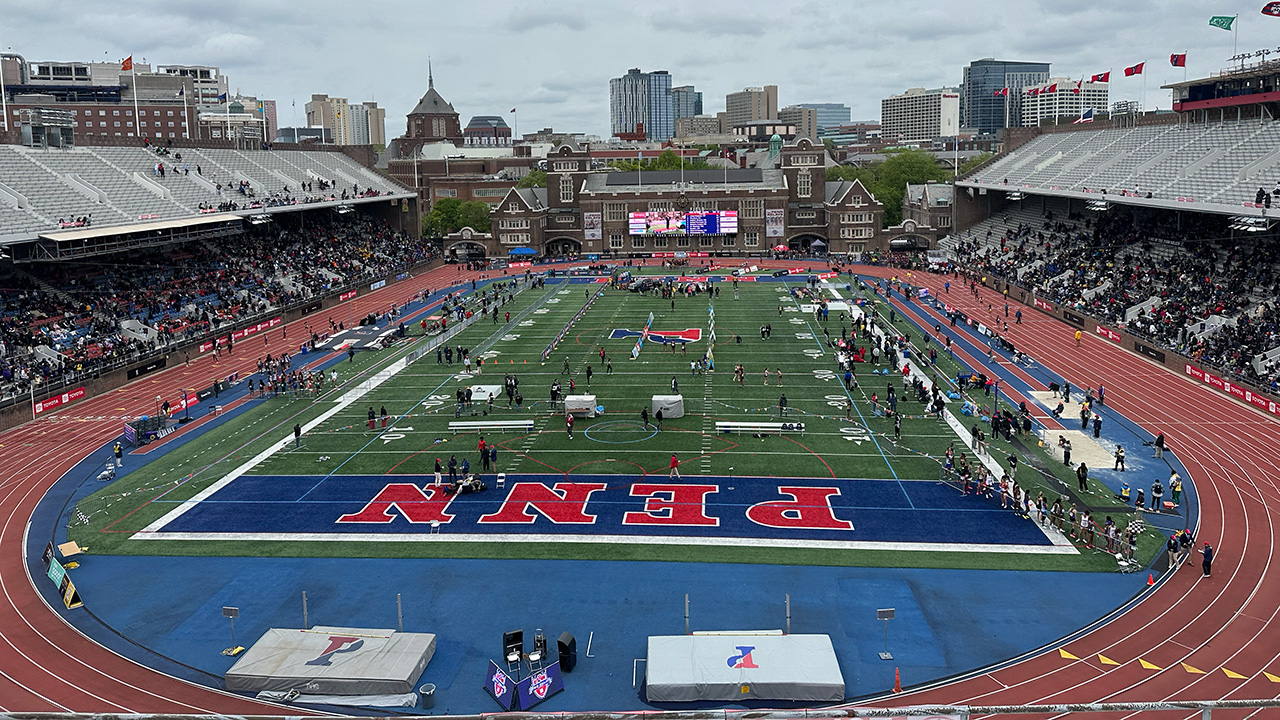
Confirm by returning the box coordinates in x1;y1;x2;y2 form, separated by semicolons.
583;212;602;241
765;208;785;237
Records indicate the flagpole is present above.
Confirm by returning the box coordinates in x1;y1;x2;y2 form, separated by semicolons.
0;55;8;132
131;61;141;138
1233;15;1238;56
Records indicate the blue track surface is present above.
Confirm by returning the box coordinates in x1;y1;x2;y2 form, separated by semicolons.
65;554;1146;713
21;271;1170;713
154;473;1056;546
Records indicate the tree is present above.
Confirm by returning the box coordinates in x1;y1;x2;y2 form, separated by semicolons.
826;149;952;227
423;197;463;237
424;198;492;236
458;200;491;233
958;152;993;177
516;169;547;188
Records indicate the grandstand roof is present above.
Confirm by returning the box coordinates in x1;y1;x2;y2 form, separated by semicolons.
39;213;240;242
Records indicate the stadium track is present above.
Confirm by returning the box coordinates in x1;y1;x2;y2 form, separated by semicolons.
1;257;1271;714
0;260;491;712
863;267;1280;717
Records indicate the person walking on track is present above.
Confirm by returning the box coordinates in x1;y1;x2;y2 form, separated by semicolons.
1199;542;1215;578
669;453;681;480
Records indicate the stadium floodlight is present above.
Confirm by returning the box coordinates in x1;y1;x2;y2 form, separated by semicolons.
335;204;354;215
1005;191;1024;201
1085;199;1111;212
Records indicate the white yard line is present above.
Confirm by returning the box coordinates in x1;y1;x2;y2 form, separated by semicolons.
132;530;1077;554
135;356;412;536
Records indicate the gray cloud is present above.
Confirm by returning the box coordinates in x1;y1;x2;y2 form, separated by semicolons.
0;0;1268;137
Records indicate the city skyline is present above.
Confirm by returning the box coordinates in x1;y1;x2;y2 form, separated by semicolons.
2;0;1272;139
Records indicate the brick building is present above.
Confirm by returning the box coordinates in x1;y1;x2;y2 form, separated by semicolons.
455;137;894;260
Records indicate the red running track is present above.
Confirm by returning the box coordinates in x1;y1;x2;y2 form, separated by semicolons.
4;259;1273;714
862;267;1280;716
0;261;493;712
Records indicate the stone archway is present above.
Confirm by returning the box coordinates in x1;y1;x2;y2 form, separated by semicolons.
546;237;582;257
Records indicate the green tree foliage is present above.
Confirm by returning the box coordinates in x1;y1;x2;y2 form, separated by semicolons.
826;149;953;227
423;198;491;236
958;152;994;177
516;169;547;188
609;149;714;172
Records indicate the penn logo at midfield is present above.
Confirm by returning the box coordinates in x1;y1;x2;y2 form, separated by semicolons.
608;328;702;343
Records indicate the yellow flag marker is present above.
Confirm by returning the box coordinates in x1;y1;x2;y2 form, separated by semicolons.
1139;658;1163;670
1263;671;1280;683
1182;662;1206;674
1222;668;1247;679
1059;649;1080;660
1098;655;1120;666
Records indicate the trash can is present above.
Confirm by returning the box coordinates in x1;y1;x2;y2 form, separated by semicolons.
420;683;436;709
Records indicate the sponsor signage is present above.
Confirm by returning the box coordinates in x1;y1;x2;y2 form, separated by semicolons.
370;280;387;291
46;557;82;609
515;661;564;710
1134;341;1166;362
1095;324;1122;343
1183;363;1280;419
765;208;785;237
300;300;323;316
34;386;87;415
1061;310;1085;328
1033;297;1054;311
126;356;167;380
485;660;517;710
340;290;358;301
231;317;282;343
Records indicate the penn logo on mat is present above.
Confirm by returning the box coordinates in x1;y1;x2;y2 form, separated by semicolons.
305;635;364;665
608;328;702;343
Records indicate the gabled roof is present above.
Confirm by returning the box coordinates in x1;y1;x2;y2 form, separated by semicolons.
507;187;547;211
409;86;456;116
825;178;881;208
905;183;927;204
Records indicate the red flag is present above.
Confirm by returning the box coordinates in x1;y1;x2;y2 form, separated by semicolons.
1091;71;1111;82
1170;53;1187;67
1263;2;1280;17
1046;83;1058;93
1073;79;1083;94
993;88;1008;97
1124;62;1145;76
121;55;133;71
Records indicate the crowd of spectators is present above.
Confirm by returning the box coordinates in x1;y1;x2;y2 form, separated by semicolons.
954;204;1280;391
0;216;436;402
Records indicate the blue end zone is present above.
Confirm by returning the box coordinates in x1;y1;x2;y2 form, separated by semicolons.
607;329;701;344
153;473;1054;547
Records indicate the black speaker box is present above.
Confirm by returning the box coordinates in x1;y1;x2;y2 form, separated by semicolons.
557;631;577;672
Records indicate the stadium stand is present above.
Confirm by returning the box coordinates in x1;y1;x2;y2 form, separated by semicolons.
950;195;1280;392
0;145;406;238
967;119;1280;210
0;214;433;402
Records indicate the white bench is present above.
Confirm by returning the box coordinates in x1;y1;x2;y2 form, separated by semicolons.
449;419;535;434
715;421;806;434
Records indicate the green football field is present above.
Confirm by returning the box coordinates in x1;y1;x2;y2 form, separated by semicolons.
69;272;1160;570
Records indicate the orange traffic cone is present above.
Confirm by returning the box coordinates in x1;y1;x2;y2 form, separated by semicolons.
1148;573;1155;586
893;667;902;693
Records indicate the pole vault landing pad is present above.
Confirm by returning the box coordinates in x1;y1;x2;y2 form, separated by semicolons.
225;626;436;695
645;633;844;703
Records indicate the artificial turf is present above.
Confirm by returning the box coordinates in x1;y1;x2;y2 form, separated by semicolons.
69;271;1163;570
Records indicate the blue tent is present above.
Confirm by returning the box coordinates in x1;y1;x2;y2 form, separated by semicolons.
509;247;537;256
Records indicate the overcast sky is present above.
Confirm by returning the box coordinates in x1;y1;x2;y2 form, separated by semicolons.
3;0;1276;138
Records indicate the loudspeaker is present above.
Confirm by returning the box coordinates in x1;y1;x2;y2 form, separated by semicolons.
557;631;577;672
503;629;524;657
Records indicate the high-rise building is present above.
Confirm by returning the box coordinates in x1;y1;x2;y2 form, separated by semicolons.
231;94;277;142
609;68;674;141
725;85;778;127
306;94;352;144
1021;78;1109;126
961;58;1050;135
881;87;960;143
778;105;818;141
798;103;852;132
156;64;230;107
670;85;703;120
306;94;384;146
